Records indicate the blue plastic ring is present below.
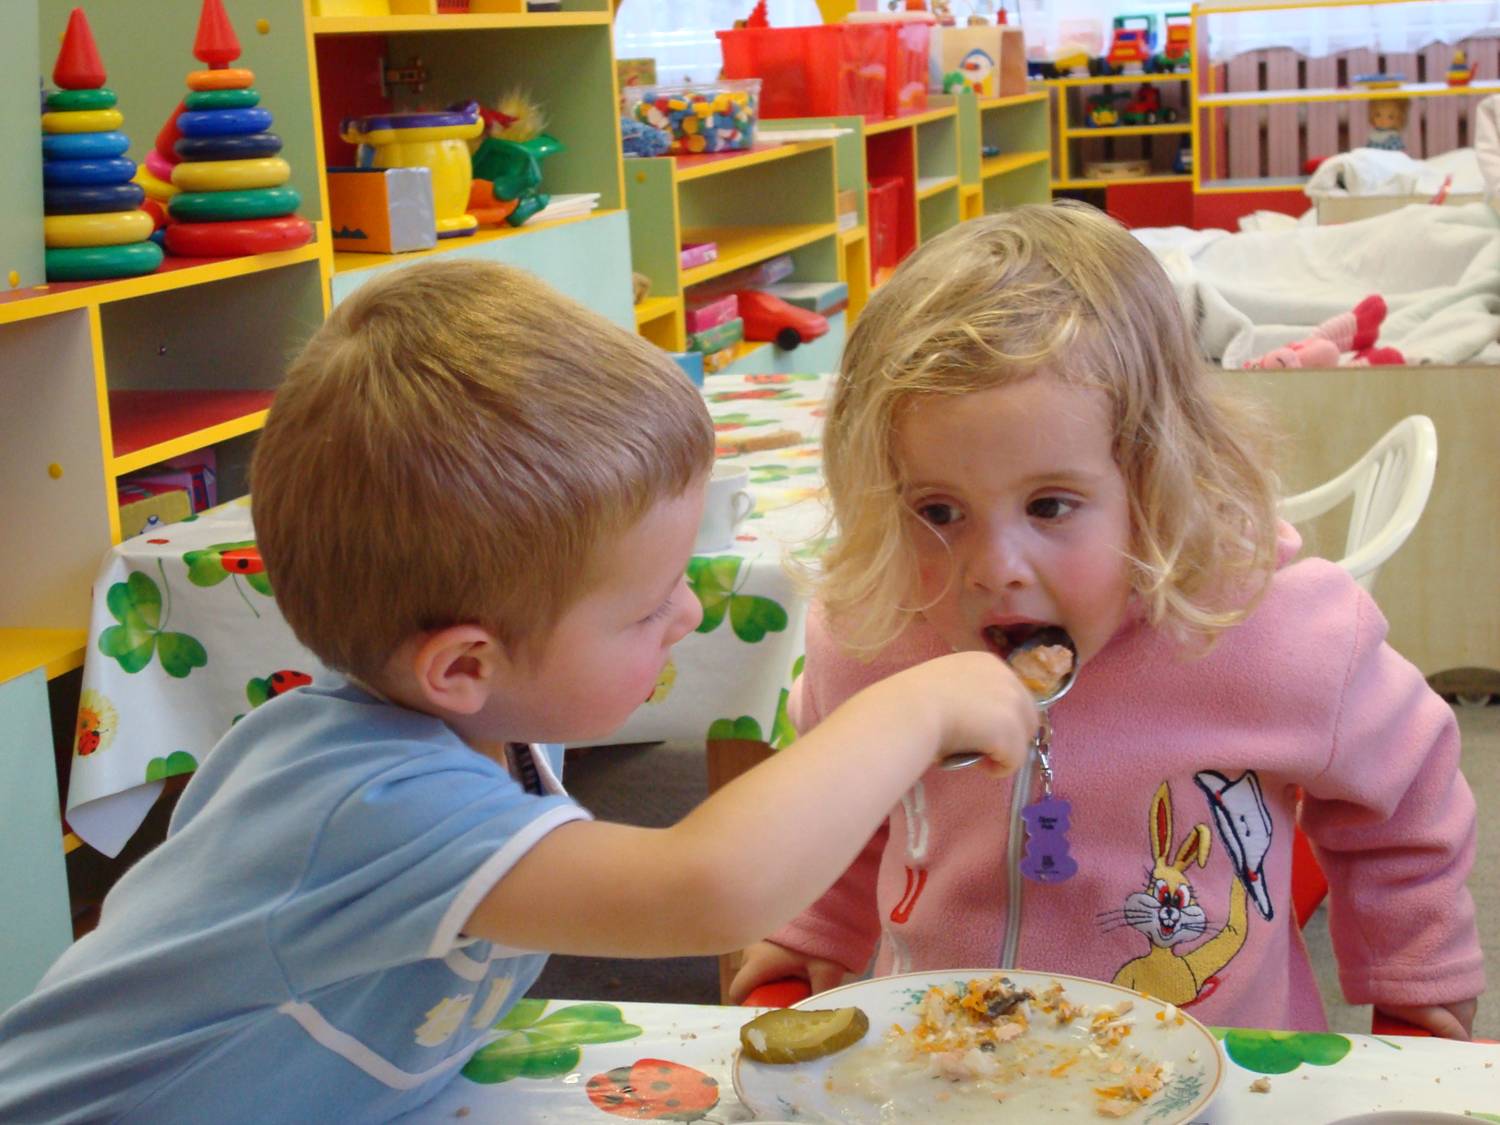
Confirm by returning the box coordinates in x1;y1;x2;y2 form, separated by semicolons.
42;130;131;160
177;107;275;138
173;131;283;161
42;157;137;187
44;182;147;214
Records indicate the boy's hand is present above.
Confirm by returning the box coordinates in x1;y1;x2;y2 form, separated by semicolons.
891;651;1040;777
728;941;847;1004
1375;999;1478;1040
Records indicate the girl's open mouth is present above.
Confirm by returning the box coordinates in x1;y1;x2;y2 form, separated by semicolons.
982;622;1047;660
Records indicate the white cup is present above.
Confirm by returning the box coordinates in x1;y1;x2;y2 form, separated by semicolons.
695;465;754;553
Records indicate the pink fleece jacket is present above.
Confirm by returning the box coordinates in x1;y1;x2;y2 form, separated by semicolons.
771;534;1484;1031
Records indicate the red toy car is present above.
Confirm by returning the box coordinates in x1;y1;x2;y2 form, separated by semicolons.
735;289;829;351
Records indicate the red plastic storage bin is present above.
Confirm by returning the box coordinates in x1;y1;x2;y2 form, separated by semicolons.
884;19;931;115
718;23;888;119
867;175;903;280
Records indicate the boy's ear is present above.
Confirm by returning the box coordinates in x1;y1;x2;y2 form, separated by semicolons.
407;624;509;716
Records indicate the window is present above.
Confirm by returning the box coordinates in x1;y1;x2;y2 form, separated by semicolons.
614;0;823;87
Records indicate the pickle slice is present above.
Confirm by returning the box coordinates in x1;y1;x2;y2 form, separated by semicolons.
739;1005;870;1064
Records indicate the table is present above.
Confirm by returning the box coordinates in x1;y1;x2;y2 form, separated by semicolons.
401;997;1500;1122
66;371;832;857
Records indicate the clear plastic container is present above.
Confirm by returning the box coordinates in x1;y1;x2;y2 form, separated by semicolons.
622;79;760;155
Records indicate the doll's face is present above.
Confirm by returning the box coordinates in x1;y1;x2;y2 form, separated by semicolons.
1370;101;1404;130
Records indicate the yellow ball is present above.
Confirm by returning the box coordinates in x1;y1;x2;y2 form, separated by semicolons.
43;209;154;248
42;108;125;134
170;157;291;193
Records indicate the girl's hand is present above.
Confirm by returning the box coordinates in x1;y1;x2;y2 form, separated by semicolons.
1375;999;1478;1040
728;941;847;1005
892;651;1040;777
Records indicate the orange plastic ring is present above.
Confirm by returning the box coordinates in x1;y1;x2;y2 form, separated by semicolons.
186;68;255;92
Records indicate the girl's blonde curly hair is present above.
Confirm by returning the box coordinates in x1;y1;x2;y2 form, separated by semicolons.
817;201;1282;655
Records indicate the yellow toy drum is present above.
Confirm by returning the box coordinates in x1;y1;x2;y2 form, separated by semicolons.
340;103;483;238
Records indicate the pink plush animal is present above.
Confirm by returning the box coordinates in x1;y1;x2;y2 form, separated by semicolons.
1243;295;1405;369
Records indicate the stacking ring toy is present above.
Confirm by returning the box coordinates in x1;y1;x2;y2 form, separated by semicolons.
164;215;313;257
42;108;125;134
44;209;155;248
46;87;118;112
45;241;163;281
184;88;260;111
185;67;255;91
171;156;290;192
43;157;137;186
44;183;146;214
174;131;282;161
177;107;274;137
168;185;300;221
43;130;130;160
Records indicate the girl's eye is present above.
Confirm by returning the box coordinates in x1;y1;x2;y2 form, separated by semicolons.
1027;496;1077;521
915;501;961;527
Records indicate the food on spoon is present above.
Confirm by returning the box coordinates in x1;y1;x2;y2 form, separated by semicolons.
1009;643;1074;698
739;1006;871;1064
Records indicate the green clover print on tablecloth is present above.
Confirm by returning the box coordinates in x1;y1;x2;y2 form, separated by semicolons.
711;411;778;434
98;569;207;678
706;655;804;745
145;751;198;783
185;540;272;617
687;556;788;643
1216;1028;1352;1074
461;999;643;1084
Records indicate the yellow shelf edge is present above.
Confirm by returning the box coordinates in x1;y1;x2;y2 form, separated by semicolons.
310;9;611;33
1044;73;1191;88
0;628;89;683
981;151;1050;179
1198;79;1500;108
838;224;868;246
333;209;619;275
673;140;833;183
1065;124;1192;138
977;91;1049;109
916;176;958;200
0;240;326;327
1197;179;1307;193
863;105;957;135
1051;174;1192;188
111;410;271;477
633;295;680;326
679;223;839;287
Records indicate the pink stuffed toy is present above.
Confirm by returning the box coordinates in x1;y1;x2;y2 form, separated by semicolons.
1243;295;1406;369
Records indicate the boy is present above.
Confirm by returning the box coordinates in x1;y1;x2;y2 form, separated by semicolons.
0;260;1039;1122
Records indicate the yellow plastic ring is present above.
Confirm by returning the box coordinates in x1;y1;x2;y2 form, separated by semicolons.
42;108;125;134
186;68;255;91
43;209;154;248
170;156;290;192
133;165;179;203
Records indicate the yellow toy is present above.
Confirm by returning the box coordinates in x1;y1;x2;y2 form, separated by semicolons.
341;103;484;239
1448;49;1476;87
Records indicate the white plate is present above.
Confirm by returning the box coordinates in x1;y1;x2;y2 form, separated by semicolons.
734;969;1223;1123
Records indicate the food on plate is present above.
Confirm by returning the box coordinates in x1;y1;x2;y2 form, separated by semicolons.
1010;643;1074;698
826;974;1169;1117
739;1006;871;1064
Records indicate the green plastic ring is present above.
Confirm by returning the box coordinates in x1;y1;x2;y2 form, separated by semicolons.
45;240;163;282
46;87;119;111
184;88;261;111
168;186;301;222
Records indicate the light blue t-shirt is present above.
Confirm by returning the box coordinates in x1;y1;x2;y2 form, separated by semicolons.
0;681;587;1123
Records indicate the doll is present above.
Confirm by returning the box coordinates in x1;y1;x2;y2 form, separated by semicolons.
1367;97;1408;152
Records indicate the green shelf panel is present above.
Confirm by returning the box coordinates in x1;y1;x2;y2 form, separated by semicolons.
2;0;43;290
916;113;959;182
676;144;837;231
983;160;1051;211
760;117;869;225
623;159;681;300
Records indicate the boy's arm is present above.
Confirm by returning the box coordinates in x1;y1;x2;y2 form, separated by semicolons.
463;651;1036;957
1299;586;1485;1029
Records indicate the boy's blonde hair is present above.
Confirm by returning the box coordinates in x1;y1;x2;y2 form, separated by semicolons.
821;201;1280;654
251;259;714;683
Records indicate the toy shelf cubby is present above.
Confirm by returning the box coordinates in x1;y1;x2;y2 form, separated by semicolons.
954;90;1052;220
310;11;637;324
0;0;330;1010
1041;73;1192;191
624;139;849;373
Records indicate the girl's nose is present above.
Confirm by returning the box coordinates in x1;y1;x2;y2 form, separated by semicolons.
962;528;1034;592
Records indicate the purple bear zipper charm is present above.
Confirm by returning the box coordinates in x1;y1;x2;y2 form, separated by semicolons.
1019;718;1077;883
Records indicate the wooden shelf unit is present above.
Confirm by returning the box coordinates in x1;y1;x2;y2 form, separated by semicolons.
1042;73;1192;190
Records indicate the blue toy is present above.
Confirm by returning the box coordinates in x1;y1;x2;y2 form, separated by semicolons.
176;106;274;137
621;116;670;158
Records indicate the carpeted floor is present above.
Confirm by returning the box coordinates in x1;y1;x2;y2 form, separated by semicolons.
535;704;1500;1039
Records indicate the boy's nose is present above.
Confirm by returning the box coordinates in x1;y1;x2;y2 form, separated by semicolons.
670;582;703;641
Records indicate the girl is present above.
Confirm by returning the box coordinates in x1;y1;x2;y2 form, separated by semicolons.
729;202;1483;1038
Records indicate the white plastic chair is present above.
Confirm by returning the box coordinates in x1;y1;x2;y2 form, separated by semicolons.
1278;414;1437;596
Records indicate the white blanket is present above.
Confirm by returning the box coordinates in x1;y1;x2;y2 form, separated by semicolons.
1304;147;1486;199
1134;201;1500;367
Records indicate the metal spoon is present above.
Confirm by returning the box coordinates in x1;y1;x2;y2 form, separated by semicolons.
939;626;1079;771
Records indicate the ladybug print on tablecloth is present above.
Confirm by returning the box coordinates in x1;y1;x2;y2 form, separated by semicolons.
246;669;313;709
585;1058;719;1121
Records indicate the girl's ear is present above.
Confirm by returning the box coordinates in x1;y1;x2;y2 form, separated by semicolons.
1149;781;1172;865
407;624;506;716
